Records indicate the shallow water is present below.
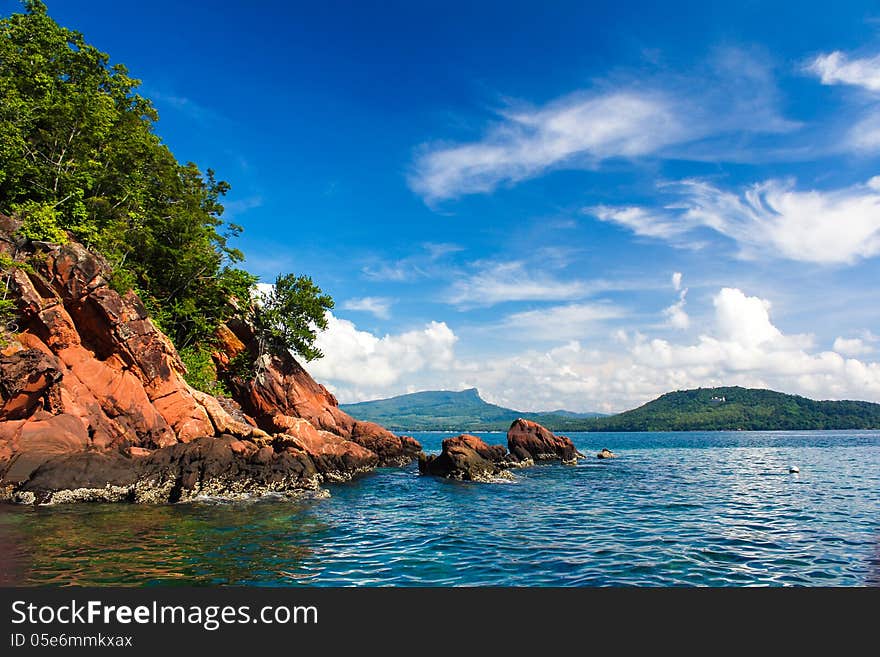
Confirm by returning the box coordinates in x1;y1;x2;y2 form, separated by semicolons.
2;431;879;586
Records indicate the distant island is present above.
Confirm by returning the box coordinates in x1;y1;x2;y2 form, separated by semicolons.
341;386;880;432
340;388;606;432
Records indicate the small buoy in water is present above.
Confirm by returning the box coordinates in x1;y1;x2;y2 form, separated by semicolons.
789;466;800;474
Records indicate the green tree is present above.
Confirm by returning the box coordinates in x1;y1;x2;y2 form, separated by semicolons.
0;0;257;349
251;274;334;365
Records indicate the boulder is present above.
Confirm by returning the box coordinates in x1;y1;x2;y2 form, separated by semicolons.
418;434;512;481
597;448;616;459
507;418;583;465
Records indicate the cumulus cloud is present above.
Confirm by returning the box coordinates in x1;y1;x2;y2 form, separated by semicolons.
307;313;457;398
341;297;393;319
302;288;880;413
833;336;874;357
447;261;589;307
808;51;880;91
592;176;880;264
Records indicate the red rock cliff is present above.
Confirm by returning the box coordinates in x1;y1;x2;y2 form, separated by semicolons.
0;216;420;503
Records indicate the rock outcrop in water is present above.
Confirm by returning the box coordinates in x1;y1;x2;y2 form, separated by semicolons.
419;419;585;481
597;448;616;459
0;216;419;504
507;418;583;465
418;434;514;481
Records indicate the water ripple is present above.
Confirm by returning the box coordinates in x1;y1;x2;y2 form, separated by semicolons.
1;430;879;586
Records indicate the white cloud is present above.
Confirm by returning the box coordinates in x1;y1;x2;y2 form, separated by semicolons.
411;92;686;202
305;288;880;414
712;288;780;346
848;113;880;151
833;336;874;357
593;206;689;240
341;297;393;319
592;177;880;264
663;288;690;330
809;51;880;91
671;271;683;291
447;261;589;307
308;313;457;395
495;302;624;341
410;49;796;202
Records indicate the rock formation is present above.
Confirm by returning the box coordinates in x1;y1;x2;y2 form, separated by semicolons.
216;318;421;467
0;216;420;504
418;434;513;481
419;419;586;481
507;418;583;465
597;448;616;459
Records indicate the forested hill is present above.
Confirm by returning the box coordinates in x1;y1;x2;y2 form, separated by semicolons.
342;386;880;432
340;388;605;431
585;387;880;431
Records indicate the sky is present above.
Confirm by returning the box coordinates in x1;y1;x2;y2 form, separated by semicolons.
19;0;880;413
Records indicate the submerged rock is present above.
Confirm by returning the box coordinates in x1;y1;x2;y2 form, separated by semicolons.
597;448;616;459
507;418;584;465
418;434;513;482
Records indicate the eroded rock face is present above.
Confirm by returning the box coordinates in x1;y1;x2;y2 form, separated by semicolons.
418;434;512;481
220;320;422;467
0;217;416;503
507;418;583;465
3;436;322;505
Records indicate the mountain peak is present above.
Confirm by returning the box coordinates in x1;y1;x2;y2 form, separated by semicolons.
459;387;482;400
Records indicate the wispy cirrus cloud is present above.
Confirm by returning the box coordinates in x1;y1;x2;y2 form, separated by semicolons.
409;48;797;202
591;176;880;265
362;242;463;282
410;91;688;202
148;89;228;124
446;261;589;307
341;296;393;319
806;49;880;152
494;302;624;341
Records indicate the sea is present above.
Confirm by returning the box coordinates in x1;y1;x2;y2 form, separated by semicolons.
1;430;879;587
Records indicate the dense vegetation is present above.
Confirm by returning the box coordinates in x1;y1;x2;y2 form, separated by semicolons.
584;387;880;431
0;1;332;391
340;388;605;431
342;386;880;432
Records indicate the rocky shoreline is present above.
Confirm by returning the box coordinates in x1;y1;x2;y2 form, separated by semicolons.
0;218;593;505
0;217;421;505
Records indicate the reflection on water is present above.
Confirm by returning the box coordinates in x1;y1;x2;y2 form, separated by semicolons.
0;499;328;586
1;431;879;587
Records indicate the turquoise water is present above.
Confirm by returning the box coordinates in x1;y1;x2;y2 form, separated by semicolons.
1;431;879;586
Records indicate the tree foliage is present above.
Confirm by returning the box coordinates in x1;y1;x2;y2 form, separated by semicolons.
251;274;334;365
0;0;257;349
582;387;880;431
0;1;335;375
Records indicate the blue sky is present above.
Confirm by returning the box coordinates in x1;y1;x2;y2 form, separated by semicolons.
24;0;880;411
